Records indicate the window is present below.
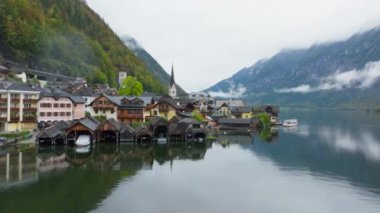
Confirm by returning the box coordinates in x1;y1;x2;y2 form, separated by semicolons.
53;112;58;116
66;104;71;108
24;103;31;108
60;103;65;108
11;94;19;98
66;112;71;116
60;112;65;116
54;103;59;108
40;112;45;117
47;112;52;117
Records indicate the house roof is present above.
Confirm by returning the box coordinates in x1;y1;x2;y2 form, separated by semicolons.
53;120;72;131
215;99;244;108
179;118;201;125
37;126;64;138
120;123;135;134
231;106;252;114
135;124;153;136
176;111;193;118
67;117;100;132
43;88;86;103
0;81;39;92
70;86;96;97
106;95;152;107
218;118;252;125
260;105;280;113
150;116;169;127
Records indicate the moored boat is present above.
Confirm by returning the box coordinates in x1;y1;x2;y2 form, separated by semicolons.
282;119;299;127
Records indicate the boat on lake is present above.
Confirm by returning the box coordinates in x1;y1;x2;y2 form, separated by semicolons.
282;119;299;127
75;135;91;147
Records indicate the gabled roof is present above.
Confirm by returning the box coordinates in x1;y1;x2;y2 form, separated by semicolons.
37;126;64;138
67;117;100;132
120;123;135;134
231;106;252;114
176;111;193;118
0;81;39;92
53;120;72;131
135;124;153;136
179;118;201;125
156;96;182;110
260;105;280;113
150;116;169;127
71;86;96;97
218;102;231;110
43;88;86;103
97;118;121;131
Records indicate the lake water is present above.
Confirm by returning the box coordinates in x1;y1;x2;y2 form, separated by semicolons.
1;110;380;213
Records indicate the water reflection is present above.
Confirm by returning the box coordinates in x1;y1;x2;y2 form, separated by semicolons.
0;111;380;212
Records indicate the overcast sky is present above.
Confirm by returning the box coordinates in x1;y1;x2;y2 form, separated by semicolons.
87;0;380;92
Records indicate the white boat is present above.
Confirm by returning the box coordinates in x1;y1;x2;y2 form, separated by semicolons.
282;119;299;127
75;135;91;147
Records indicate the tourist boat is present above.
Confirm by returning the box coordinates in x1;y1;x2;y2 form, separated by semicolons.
282;119;299;127
75;135;91;147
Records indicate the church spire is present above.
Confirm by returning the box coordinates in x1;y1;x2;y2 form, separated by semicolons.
170;63;175;87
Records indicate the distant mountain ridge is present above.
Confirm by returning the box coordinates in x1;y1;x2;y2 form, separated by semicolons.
205;27;380;109
121;36;187;96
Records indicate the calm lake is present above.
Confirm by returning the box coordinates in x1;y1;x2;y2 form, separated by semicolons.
1;110;380;213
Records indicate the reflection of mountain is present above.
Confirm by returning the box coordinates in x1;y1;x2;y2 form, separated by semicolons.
0;143;211;212
252;110;380;195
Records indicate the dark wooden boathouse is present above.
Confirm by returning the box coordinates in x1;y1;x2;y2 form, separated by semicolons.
97;118;121;143
65;117;100;145
135;125;153;143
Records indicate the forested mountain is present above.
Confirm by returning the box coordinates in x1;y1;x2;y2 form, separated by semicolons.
206;27;380;109
122;36;187;96
0;0;166;93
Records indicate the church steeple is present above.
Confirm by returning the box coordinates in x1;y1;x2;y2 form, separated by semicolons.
169;63;177;98
170;64;175;87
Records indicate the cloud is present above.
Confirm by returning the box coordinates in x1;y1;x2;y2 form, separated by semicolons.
208;82;247;98
121;35;142;51
275;60;380;93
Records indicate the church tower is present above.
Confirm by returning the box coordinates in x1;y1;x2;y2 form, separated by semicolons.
169;64;177;98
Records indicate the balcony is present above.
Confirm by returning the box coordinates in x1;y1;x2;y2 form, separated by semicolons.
23;108;37;112
10;107;20;112
23;116;37;122
10;117;20;122
0;117;7;122
92;104;115;110
23;99;37;103
0;107;7;111
0;98;7;102
10;98;20;102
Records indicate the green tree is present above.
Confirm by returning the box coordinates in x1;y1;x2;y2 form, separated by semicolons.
192;112;203;122
118;76;144;96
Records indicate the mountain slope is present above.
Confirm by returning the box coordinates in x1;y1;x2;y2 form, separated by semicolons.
122;36;187;96
206;27;380;108
0;0;165;93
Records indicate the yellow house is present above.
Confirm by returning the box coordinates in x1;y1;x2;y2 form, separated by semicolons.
231;106;253;119
149;97;182;121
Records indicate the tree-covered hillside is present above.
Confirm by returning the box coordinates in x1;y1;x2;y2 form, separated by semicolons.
0;0;166;93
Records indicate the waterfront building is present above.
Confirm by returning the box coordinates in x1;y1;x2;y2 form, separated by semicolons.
217;103;232;118
0;81;39;132
231;106;253;119
38;92;86;123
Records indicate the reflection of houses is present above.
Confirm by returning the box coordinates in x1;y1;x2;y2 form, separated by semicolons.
0;151;38;188
36;153;69;173
218;118;259;130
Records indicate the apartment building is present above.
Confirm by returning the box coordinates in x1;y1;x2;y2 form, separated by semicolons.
0;81;40;132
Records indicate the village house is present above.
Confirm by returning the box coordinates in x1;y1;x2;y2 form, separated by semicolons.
217;103;232;118
0;81;40;132
260;105;280;124
88;94;154;123
231;106;253;119
149;96;183;121
38;92;86;123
